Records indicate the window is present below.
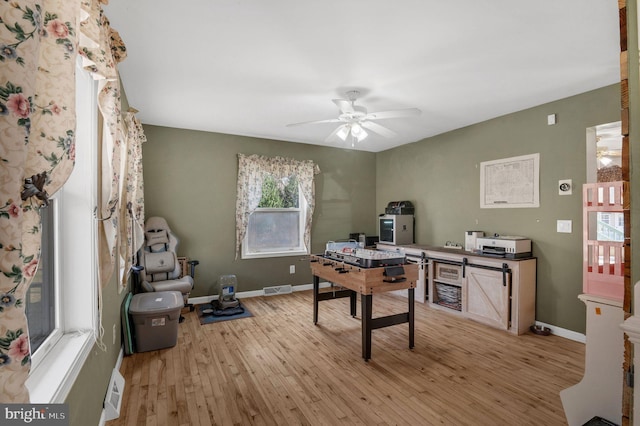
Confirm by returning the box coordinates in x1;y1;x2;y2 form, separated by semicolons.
587;122;625;244
235;154;319;260
25;200;58;355
26;58;99;403
242;174;308;258
596;212;625;242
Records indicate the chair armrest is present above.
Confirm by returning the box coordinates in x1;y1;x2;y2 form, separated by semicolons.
140;280;155;293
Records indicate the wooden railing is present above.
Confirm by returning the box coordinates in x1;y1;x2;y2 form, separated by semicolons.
582;181;628;301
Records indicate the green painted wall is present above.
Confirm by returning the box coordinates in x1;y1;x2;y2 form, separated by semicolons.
376;84;621;333
141;126;378;296
140;84;620;333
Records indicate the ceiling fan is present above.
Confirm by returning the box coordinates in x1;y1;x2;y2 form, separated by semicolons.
286;90;421;146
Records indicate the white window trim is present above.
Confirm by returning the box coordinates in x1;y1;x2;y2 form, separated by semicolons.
26;59;99;403
241;193;309;259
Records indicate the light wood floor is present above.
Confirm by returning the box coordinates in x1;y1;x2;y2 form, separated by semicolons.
108;290;585;426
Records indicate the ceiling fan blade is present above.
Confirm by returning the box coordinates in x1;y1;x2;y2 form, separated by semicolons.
286;118;342;127
365;108;421;120
332;99;354;114
324;124;348;143
361;121;398;138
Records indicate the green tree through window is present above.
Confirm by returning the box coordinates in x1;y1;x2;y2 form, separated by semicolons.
258;175;299;208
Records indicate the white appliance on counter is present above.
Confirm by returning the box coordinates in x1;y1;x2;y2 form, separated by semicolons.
476;235;532;258
378;214;414;245
464;231;484;251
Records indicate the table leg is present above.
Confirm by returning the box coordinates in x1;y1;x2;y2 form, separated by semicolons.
361;293;373;361
408;287;415;349
350;291;357;317
313;275;319;324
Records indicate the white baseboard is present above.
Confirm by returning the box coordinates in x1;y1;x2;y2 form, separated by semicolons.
535;320;586;343
188;281;331;305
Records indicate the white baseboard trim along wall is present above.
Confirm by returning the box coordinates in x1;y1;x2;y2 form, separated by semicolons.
187;281;331;305
533;321;586;343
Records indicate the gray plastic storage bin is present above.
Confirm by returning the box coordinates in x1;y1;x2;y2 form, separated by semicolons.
129;291;183;352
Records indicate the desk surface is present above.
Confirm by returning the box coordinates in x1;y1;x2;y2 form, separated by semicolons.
376;243;536;262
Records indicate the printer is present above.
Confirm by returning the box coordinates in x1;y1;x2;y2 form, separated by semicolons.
476;235;532;258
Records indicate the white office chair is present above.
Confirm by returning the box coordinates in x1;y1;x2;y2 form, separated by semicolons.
134;217;199;320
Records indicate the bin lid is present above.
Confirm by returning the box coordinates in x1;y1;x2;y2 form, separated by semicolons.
129;291;183;315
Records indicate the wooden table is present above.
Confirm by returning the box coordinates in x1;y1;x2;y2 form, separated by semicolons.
309;254;419;361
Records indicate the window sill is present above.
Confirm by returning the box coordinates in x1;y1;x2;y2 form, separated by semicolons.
26;331;94;403
241;249;308;260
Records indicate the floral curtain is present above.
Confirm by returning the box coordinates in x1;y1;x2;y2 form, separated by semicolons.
96;78;125;287
235;154;320;259
0;0;80;402
0;0;131;402
119;110;146;287
79;0;128;288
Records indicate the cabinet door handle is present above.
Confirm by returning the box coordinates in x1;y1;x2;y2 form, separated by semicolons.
502;263;509;286
462;257;468;278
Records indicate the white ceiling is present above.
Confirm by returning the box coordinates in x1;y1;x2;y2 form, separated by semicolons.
104;0;621;153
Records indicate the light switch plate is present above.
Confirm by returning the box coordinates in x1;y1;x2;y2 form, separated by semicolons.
557;220;572;233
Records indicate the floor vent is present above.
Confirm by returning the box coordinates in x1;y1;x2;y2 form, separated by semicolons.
104;368;125;421
263;285;293;296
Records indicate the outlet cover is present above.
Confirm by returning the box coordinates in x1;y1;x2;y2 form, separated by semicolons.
557;220;572;233
289;265;295;274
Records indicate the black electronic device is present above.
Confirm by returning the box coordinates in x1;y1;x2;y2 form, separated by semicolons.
385;200;415;215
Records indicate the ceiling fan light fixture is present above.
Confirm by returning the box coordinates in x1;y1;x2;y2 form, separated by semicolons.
286;91;420;146
600;156;613;166
355;127;368;142
336;126;349;141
